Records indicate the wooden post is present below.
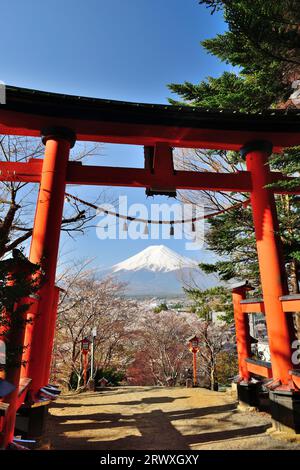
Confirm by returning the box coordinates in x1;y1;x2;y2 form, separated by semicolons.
232;284;252;381
242;141;295;384
21;128;75;398
192;350;197;387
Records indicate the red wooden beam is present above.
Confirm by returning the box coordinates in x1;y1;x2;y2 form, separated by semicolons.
1;109;300;151
240;299;265;314
2;86;300;151
246;359;273;378
66;164;253;191
0;159;42;183
1;160;300;193
16;378;32;411
281;300;300;312
280;295;300;313
0;160;252;190
0;86;300;152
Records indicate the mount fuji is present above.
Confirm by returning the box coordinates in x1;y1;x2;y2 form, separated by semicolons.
107;245;219;297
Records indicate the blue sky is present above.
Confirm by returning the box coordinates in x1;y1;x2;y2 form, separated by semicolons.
1;0;229;268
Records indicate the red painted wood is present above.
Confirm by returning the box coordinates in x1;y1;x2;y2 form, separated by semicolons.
240;302;265;314
232;287;252;381
1;108;300;151
0;160;300;194
281;299;300;313
246;361;273;379
246;146;294;384
21;138;71;399
67;165;253;191
0;159;42;183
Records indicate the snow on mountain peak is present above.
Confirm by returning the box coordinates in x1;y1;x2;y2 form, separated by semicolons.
111;245;198;273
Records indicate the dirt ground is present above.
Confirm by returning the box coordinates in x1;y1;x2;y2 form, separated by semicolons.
44;386;300;450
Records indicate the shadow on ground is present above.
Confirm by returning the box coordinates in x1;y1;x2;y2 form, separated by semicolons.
45;392;274;450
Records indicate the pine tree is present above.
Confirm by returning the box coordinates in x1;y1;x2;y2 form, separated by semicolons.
0;250;40;374
186;286;234;323
168;1;300;293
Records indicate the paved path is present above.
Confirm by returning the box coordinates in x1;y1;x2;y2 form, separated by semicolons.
45;386;300;450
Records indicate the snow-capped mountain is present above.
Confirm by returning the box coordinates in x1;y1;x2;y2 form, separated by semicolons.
112;245;198;273
107;245;219;297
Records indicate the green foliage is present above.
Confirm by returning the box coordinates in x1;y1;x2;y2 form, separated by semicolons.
216;350;238;385
94;367;125;386
169;70;283;112
0;249;40;370
153;303;168;313
269;147;300;191
168;1;300;288
68;370;81;390
199;205;259;284
185;286;233;323
69;367;125;390
275;195;300;267
169;1;300;112
199;193;300;287
170;302;183;309
199;1;300;75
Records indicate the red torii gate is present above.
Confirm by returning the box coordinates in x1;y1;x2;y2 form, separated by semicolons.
1;85;300;445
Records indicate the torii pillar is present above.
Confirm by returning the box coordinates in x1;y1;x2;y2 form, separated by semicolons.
232;283;252;382
21;128;75;400
232;282;259;408
241;141;300;432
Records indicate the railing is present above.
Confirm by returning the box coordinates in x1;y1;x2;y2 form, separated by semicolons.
245;358;272;378
238;293;300;385
16;378;32;410
279;294;300;313
240;298;265;313
290;369;300;389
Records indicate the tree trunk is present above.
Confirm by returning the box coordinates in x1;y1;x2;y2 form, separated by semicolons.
210;366;215;391
76;371;81;391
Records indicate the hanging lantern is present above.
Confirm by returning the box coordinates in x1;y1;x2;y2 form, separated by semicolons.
187;335;200;353
143;223;149;235
170;223;174;236
191;222;196;232
123;221;128;231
